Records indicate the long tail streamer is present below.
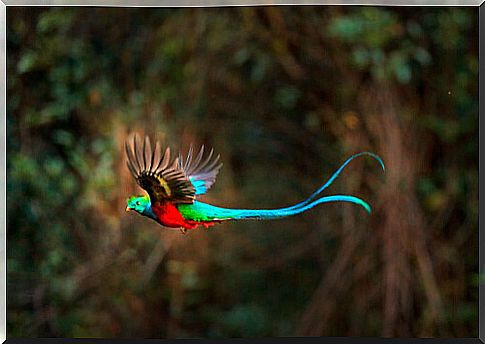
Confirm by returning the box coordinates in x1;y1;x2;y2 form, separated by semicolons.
185;152;385;221
270;152;385;213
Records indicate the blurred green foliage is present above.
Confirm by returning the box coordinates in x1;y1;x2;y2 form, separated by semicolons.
7;6;478;338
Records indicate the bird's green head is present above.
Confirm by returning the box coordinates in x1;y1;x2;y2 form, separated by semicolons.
126;195;150;214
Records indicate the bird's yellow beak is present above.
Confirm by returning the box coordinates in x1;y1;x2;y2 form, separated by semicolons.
125;206;131;212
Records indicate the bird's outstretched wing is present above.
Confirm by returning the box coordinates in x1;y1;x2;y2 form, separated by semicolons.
178;145;223;195
125;135;196;204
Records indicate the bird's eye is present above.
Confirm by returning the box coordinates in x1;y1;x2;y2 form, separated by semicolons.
136;201;140;206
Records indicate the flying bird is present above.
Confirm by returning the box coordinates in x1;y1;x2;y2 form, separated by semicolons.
125;135;384;233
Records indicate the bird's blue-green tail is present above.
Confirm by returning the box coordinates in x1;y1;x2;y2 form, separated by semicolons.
178;152;385;222
282;151;385;212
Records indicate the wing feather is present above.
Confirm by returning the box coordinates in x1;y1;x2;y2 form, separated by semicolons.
126;135;196;204
178;145;223;195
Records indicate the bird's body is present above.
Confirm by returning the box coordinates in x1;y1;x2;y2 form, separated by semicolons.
125;135;384;232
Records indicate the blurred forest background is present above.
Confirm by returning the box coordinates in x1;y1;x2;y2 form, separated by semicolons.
6;6;478;338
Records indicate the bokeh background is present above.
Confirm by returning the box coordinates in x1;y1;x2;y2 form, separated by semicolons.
7;6;478;338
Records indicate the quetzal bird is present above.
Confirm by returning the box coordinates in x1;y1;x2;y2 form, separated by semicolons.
125;135;385;233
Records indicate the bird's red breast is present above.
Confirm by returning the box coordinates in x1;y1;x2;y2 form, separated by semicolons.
151;202;218;230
